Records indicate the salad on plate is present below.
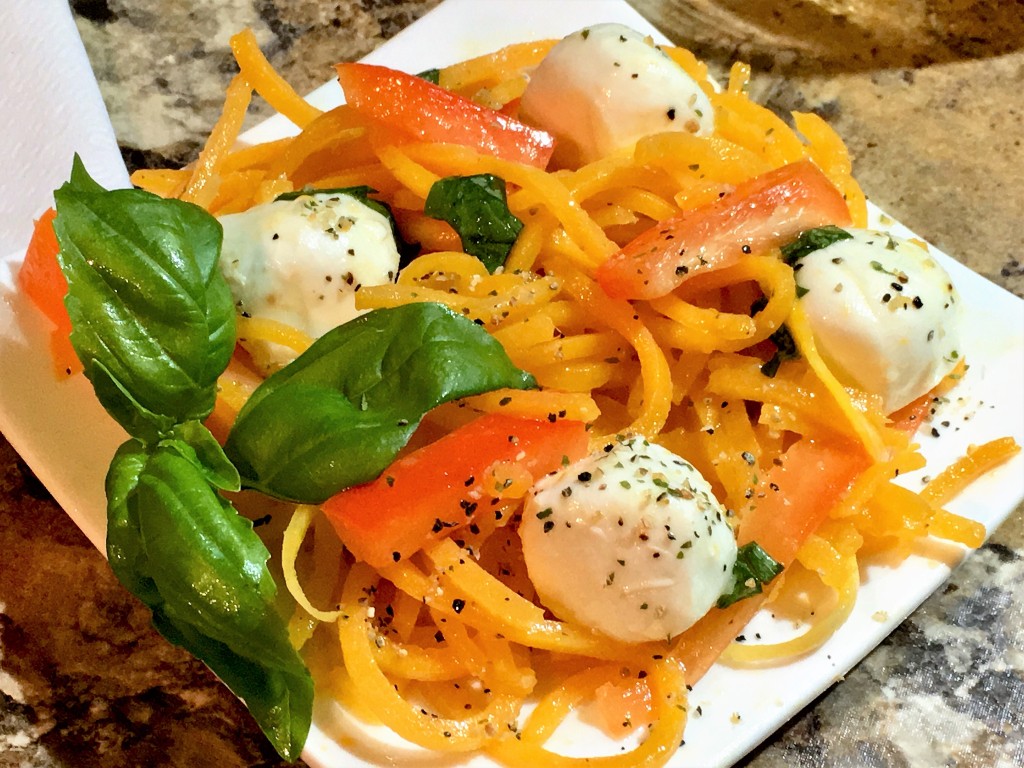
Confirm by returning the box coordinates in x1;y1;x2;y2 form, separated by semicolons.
11;7;1023;767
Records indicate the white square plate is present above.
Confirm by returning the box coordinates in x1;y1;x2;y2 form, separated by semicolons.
1;1;1021;766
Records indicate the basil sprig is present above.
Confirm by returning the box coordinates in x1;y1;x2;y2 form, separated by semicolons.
225;302;537;503
423;174;523;272
717;541;784;608
53;158;312;761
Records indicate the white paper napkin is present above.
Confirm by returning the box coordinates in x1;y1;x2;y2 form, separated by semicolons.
0;0;129;261
0;0;129;552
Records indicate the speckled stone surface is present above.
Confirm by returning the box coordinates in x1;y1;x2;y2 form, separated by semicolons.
1;1;1022;766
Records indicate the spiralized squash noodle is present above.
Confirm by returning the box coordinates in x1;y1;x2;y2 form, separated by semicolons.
133;30;1020;766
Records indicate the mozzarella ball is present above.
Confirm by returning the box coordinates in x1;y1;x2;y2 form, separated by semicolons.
794;228;962;413
218;192;400;371
519;23;714;168
520;436;737;643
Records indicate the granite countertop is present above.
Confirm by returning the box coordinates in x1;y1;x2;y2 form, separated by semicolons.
1;1;1022;766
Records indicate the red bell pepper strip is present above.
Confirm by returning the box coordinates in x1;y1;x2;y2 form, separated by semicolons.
672;436;870;682
336;62;556;169
322;413;589;569
596;159;852;300
18;208;82;376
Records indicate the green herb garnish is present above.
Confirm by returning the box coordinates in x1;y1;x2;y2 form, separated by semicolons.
423;174;523;272
780;225;853;266
751;296;800;378
417;67;441;85
716;541;784;608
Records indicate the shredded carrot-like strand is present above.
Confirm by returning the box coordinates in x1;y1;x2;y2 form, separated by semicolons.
229;28;322;128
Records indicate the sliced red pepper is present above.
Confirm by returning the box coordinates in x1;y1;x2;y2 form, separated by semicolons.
322;413;589;568
18;208;82;377
596;159;852;300
335;62;555;169
19;208;65;326
735;436;870;560
672;435;869;682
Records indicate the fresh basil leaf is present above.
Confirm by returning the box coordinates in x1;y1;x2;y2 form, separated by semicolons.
417;67;441;84
717;541;784;608
780;225;853;266
105;441;312;761
229;383;415;503
275;185;418;267
87;357;179;438
225;303;537;502
423;174;523;273
53;157;235;440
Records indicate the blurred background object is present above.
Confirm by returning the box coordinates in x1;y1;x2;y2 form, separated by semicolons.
632;0;1024;73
